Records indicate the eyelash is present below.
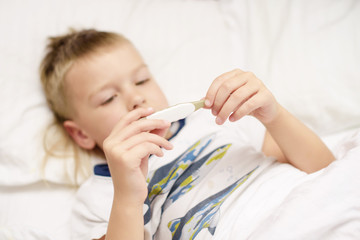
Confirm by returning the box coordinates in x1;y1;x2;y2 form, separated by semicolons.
135;78;150;86
101;94;117;105
100;78;149;106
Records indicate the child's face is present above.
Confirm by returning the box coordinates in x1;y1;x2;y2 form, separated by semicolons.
63;43;169;150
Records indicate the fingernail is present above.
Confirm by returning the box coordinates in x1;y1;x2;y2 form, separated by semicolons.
229;115;235;122
216;116;223;125
205;99;211;107
163;120;171;125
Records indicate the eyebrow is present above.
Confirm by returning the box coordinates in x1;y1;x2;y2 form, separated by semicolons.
133;64;148;74
88;63;148;101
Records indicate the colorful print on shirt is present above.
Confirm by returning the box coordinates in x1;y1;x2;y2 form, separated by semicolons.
144;133;259;239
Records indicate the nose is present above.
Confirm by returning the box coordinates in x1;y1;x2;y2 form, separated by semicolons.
124;86;146;110
130;95;145;110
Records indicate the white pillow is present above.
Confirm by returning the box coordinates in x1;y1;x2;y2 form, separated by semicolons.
0;0;236;185
223;0;360;135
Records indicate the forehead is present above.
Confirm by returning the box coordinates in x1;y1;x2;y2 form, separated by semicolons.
64;43;145;99
66;43;144;82
81;43;143;71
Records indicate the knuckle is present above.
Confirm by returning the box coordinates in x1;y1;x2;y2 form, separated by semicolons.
215;75;224;82
233;68;242;73
142;132;156;141
221;81;232;92
214;73;226;84
107;145;120;157
142;142;151;148
243;71;254;78
103;139;124;159
214;77;225;86
102;138;111;151
244;101;255;112
144;142;157;152
232;90;243;100
132;119;142;127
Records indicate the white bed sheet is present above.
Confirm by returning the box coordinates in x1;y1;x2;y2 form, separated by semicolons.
1;0;359;239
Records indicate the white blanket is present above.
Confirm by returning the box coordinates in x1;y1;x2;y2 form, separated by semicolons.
250;131;360;239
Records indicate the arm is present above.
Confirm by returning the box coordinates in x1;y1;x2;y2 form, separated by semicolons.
96;202;143;240
261;106;335;173
101;108;172;239
105;197;144;240
204;69;334;173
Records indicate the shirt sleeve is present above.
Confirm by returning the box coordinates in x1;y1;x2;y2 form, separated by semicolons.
70;176;113;240
235;115;266;152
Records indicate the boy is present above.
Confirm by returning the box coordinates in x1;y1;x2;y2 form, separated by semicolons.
40;29;334;239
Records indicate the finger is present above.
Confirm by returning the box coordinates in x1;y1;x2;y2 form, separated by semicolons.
110;107;155;135
108;118;170;144
204;69;243;108
211;74;248;117
123;142;165;167
216;80;259;124
107;142;163;182
131;143;164;178
122;119;171;140
107;138;165;168
229;92;264;121
104;127;173;165
120;132;173;152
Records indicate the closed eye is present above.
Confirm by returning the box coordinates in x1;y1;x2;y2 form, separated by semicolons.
135;78;150;86
101;94;117;105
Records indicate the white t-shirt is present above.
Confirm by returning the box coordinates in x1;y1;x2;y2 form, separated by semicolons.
70;110;305;239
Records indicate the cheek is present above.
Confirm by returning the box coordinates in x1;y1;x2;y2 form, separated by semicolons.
99;113;124;140
87;107;127;147
148;85;168;107
93;118;120;149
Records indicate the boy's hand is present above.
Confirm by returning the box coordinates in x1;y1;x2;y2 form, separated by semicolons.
103;107;172;206
204;69;279;125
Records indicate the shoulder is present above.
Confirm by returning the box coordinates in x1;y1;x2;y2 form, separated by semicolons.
75;175;113;213
71;175;113;239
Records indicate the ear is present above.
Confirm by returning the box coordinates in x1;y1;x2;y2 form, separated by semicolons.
63;120;96;150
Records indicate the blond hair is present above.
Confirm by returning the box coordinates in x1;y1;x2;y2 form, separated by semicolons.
39;29;130;185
